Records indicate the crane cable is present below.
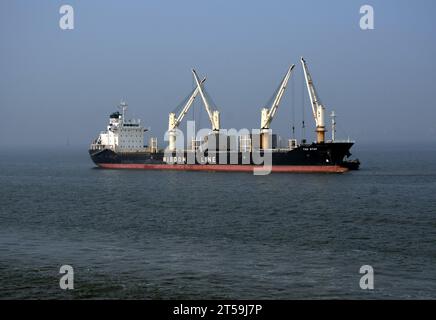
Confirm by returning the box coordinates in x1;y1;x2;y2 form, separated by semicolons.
191;76;195;122
171;86;197;115
190;77;201;132
291;70;295;139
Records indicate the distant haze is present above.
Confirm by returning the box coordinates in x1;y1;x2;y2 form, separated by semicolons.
1;0;435;148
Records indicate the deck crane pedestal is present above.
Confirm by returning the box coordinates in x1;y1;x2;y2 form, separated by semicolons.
300;57;326;143
167;77;206;152
260;65;295;149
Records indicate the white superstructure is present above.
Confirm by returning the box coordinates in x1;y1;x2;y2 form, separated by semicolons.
90;102;148;152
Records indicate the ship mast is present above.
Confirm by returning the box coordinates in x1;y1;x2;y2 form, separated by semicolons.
260;64;295;149
119;101;128;125
300;57;326;143
167;77;206;152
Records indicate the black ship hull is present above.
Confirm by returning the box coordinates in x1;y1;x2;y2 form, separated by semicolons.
89;142;359;173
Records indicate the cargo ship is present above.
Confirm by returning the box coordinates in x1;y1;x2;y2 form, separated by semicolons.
89;58;360;173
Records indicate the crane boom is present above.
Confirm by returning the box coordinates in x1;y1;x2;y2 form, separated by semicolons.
261;64;295;130
167;77;206;152
169;78;206;131
300;57;326;143
301;57;319;124
192;69;220;132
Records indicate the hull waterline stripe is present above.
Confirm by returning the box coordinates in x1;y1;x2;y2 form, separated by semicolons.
96;163;349;173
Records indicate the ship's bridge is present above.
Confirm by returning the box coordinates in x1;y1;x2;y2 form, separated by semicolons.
90;104;148;152
123;119;141;127
110;111;121;119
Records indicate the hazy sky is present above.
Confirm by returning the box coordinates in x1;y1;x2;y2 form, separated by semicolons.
1;0;435;147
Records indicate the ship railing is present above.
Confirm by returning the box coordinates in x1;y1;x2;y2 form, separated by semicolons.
258;148;299;152
174;148;296;153
327;139;355;143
